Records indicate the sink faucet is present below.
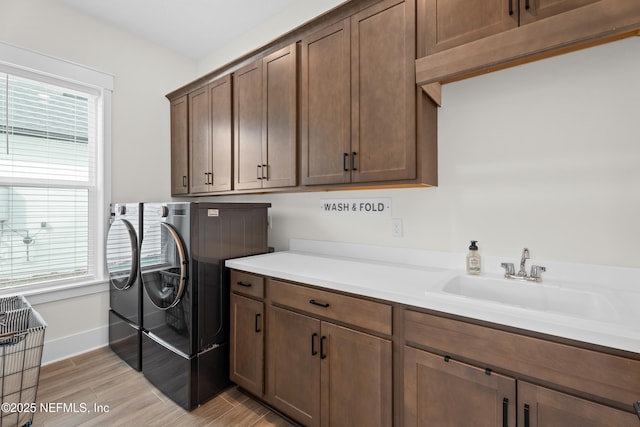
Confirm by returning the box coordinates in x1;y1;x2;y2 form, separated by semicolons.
517;248;530;277
501;248;546;282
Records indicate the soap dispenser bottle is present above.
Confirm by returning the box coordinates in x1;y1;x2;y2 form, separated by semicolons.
466;240;481;275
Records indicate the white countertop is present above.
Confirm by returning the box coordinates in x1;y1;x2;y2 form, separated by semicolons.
226;240;640;354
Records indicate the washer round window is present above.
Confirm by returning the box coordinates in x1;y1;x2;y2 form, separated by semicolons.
106;219;139;291
140;222;188;310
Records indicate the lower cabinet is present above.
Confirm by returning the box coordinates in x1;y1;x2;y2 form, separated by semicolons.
229;270;640;426
404;346;516;427
229;293;264;397
267;305;392;427
404;308;640;427
404;346;639;427
518;381;639;427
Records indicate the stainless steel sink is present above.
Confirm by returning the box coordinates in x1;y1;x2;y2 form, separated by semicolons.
440;275;620;321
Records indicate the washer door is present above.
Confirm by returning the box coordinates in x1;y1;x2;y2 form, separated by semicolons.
140;222;188;310
106;219;139;291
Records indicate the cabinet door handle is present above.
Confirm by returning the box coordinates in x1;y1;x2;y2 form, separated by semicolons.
236;281;252;287
182;176;187;187
320;335;327;359
351;152;357;171
343;153;349;171
525;0;530;10
311;332;318;356
508;0;514;15
309;299;330;308
524;404;530;427
262;164;268;180
255;313;261;333
502;398;508;427
257;164;263;180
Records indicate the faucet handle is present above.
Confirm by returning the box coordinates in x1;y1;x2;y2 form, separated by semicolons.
501;263;515;276
530;265;546;281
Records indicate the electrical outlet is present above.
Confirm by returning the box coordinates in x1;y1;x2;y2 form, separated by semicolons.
392;218;403;237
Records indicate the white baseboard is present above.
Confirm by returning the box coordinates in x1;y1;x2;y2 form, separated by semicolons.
41;325;108;365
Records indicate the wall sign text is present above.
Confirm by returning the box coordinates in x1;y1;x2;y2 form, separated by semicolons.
320;198;392;217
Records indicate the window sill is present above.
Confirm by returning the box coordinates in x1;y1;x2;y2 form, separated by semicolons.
0;279;109;305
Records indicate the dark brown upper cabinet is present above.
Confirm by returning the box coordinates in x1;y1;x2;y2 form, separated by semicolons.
170;95;189;196
188;75;232;194
301;0;417;186
423;0;600;55
416;0;640;86
234;44;297;191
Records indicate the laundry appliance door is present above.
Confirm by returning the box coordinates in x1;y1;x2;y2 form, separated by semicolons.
106;218;140;324
141;221;191;354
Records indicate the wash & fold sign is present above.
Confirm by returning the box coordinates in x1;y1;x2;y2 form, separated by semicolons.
320;198;392;217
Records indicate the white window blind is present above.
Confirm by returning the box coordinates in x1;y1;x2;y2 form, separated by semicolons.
0;71;100;288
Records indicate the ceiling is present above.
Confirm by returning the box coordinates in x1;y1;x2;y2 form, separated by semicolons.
53;0;301;60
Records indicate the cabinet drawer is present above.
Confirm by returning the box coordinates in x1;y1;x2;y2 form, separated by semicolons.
230;270;265;299
269;279;392;335
405;309;640;409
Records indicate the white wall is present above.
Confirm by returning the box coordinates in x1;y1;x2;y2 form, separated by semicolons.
0;0;196;362
210;36;640;269
196;0;347;75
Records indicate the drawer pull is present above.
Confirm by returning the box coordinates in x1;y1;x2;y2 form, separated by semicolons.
236;281;252;287
311;332;318;356
309;299;330;308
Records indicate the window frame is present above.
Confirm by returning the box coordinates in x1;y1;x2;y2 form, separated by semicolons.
0;42;113;300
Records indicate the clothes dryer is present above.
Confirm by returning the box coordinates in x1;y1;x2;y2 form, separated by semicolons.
140;202;270;410
106;203;143;371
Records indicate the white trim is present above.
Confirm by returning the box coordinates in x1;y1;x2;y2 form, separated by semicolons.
41;324;108;365
0;41;114;90
11;280;109;305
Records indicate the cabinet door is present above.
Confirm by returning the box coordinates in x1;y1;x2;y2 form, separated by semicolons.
351;0;416;183
230;294;264;397
234;60;263;190
519;0;600;25
424;0;518;54
170;95;189;195
267;306;321;427
208;75;232;192
519;381;639;427
320;322;392;427
188;86;211;194
262;44;297;189
404;346;516;427
300;19;351;186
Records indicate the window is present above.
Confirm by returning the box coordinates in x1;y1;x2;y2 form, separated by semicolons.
0;46;111;290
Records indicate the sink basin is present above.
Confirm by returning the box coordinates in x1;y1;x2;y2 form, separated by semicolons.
440;275;620;321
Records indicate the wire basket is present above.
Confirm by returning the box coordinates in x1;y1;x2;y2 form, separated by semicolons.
0;298;47;427
0;296;30;313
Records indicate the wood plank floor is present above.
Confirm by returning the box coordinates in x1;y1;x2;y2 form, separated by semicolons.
29;347;295;426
